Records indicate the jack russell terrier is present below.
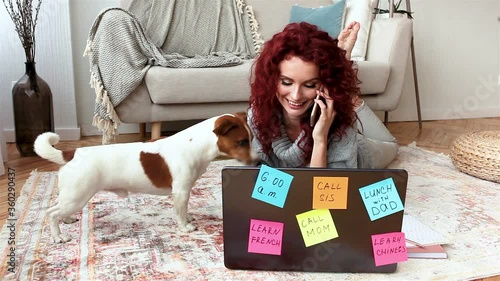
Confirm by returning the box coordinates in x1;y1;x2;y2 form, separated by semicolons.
34;113;259;243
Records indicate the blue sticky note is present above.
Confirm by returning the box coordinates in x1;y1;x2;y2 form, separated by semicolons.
251;165;294;208
359;178;404;221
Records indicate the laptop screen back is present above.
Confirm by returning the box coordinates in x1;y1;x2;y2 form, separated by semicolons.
221;167;408;273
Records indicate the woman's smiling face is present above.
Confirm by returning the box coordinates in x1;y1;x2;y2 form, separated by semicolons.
276;56;320;121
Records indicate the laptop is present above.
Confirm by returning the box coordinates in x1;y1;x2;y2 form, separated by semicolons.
221;166;408;273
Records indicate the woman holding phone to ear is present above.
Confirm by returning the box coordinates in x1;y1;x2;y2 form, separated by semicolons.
247;21;398;169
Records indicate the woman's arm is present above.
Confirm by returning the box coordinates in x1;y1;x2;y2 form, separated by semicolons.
247;108;274;167
310;140;328;167
327;125;358;169
310;88;336;168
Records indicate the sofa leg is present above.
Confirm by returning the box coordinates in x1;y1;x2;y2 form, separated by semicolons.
139;123;146;138
151;122;162;140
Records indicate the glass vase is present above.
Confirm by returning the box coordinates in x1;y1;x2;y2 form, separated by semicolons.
12;62;54;156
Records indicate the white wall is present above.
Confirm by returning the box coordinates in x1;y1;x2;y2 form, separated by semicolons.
386;0;500;121
1;0;79;141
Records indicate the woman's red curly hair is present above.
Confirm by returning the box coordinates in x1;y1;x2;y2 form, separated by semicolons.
249;22;360;162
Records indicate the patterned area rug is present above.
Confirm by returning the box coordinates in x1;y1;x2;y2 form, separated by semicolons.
1;144;499;280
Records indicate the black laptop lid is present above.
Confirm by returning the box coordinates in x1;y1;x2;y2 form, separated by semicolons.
221;167;408;273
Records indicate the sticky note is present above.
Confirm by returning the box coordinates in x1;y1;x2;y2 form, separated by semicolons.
248;219;284;255
296;209;338;247
359;178;404;221
371;232;408;266
312;177;349;209
251;165;293;208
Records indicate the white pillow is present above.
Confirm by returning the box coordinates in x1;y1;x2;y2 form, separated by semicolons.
342;0;376;61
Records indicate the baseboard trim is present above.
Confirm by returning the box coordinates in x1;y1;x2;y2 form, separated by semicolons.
384;108;500;122
55;127;81;141
80;123;140;136
3;130;15;143
3;127;81;142
80;121;201;136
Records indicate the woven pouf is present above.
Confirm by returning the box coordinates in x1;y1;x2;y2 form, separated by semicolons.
450;131;500;183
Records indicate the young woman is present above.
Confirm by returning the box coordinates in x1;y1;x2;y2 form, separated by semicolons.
248;22;398;169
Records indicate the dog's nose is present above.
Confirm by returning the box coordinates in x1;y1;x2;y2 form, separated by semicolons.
243;155;261;166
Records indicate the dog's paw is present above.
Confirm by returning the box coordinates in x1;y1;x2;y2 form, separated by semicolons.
52;233;71;243
112;190;129;198
187;214;195;222
62;217;79;224
180;223;197;233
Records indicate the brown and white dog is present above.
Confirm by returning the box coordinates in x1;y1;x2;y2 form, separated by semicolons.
34;113;259;243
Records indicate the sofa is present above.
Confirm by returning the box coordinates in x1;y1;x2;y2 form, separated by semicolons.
114;0;412;140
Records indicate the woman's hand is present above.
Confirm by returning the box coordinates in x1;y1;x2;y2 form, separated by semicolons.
312;87;336;145
309;87;335;168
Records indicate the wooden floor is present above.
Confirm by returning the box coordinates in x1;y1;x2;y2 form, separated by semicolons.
0;118;499;280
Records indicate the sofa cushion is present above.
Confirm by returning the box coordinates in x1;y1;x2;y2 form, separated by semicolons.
356;61;390;95
245;0;335;41
289;0;346;39
145;60;254;104
145;60;389;105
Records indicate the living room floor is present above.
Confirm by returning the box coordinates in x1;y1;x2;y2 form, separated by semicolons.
0;117;499;281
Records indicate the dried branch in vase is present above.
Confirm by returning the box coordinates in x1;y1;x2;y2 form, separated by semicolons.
2;0;43;62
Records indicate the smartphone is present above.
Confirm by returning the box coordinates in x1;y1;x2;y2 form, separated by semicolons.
310;94;322;127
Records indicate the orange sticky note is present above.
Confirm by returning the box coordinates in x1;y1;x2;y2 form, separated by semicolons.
312;177;349;209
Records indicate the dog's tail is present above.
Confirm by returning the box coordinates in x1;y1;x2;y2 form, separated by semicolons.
34;132;67;165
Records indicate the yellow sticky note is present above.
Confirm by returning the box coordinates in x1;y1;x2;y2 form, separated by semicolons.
312;177;349;209
296;209;339;247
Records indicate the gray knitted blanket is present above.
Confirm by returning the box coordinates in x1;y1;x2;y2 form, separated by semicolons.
84;0;263;144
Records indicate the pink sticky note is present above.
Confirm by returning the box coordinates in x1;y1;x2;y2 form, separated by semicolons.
371;232;408;266
248;219;284;255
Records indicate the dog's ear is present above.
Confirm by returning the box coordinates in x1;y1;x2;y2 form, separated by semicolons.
233;111;247;122
213;116;237;136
